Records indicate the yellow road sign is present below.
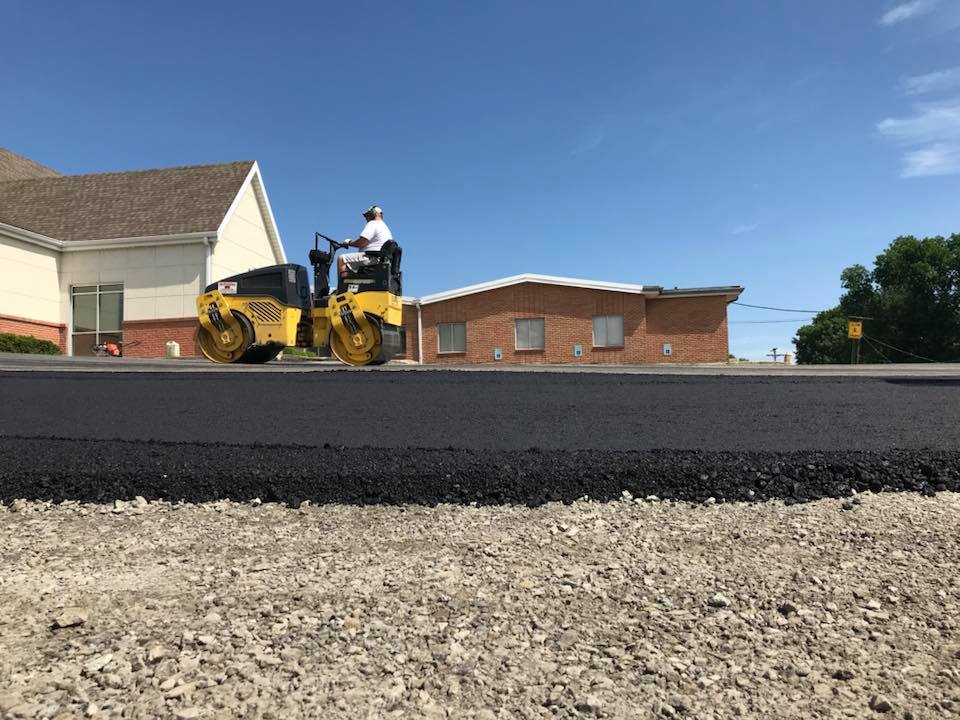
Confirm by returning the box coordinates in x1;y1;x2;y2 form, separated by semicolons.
848;321;862;339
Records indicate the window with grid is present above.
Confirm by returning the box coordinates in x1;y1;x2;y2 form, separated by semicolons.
71;284;123;355
515;318;545;350
592;315;624;347
438;322;466;353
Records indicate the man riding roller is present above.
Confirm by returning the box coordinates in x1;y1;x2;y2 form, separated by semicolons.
338;205;393;278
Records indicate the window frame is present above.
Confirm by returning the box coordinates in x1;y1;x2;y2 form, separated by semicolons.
437;321;467;354
592;314;625;348
515;317;545;351
71;283;124;353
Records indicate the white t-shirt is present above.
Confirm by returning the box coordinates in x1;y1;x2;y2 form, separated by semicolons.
360;219;392;252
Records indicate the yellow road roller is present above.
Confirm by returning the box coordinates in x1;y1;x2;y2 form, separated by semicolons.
195;233;404;365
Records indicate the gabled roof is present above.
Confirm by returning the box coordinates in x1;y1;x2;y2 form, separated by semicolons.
418;273;650;304
409;273;743;305
0;161;253;241
0;148;61;182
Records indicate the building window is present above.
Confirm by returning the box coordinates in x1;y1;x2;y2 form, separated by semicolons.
592;314;624;347
515;318;545;350
438;322;466;353
71;284;123;355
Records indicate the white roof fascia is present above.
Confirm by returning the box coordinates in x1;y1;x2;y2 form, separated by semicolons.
61;232;215;251
0;221;63;251
251;167;287;264
215;163;255;238
417;273;652;305
653;290;743;299
1;220;216;252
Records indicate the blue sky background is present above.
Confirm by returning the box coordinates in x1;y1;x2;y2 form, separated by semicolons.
3;0;960;359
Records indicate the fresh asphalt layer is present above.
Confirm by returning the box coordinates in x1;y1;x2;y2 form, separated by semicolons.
2;367;959;505
3;351;960;376
2;369;959;451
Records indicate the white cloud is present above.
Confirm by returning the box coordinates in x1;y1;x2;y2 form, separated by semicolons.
877;99;960;177
569;129;605;156
876;99;960;144
729;222;760;235
901;143;960;177
903;67;960;95
879;0;938;25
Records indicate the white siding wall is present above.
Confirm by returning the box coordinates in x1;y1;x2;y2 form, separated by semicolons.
61;244;206;322
211;183;278;281
0;232;61;323
2;174;282;343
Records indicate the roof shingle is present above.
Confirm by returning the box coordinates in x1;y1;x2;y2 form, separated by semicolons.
0;160;254;241
0;148;61;182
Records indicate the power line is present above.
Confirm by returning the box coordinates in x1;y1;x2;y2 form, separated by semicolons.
732;302;826;313
861;334;941;363
862;335;892;363
729;318;815;324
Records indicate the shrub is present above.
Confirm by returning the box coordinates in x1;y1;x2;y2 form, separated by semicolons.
0;332;62;355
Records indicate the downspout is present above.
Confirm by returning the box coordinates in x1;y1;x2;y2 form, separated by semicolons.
417;300;424;365
202;237;214;288
65;261;73;357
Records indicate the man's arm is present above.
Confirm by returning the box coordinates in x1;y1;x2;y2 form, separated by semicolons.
350;220;379;250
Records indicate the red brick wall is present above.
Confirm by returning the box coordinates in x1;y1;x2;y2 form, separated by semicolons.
411;283;730;365
397;305;420;361
0;314;67;351
644;296;729;363
122;318;200;358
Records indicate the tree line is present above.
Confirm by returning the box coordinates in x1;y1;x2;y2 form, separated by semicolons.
793;234;960;364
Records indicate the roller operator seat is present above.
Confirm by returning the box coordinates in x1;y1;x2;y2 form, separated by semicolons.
338;240;403;296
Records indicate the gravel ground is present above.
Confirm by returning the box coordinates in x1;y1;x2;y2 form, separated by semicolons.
2;493;959;719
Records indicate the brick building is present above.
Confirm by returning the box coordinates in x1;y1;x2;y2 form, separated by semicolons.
400;274;742;365
0;148;284;357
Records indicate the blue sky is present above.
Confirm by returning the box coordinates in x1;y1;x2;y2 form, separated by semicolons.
3;1;960;359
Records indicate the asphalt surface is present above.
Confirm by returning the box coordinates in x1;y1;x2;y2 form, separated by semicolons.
2;370;959;504
5;351;960;375
2;370;959;450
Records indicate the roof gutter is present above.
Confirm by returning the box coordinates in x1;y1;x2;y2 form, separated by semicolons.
655;286;744;300
0;221;218;252
0;221;62;251
60;232;216;251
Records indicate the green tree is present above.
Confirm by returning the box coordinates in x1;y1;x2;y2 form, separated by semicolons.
794;309;849;364
793;234;960;363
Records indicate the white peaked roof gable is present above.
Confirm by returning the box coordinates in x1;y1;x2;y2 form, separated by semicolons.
417;273;651;305
216;161;286;263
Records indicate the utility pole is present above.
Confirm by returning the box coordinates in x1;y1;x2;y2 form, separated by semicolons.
847;316;870;365
767;347;782;362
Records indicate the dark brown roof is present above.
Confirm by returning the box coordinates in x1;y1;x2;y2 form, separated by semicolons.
0;161;254;241
0;148;61;182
